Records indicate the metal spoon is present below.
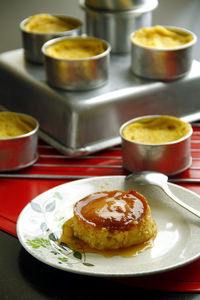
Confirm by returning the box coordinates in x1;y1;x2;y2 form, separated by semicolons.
126;171;200;218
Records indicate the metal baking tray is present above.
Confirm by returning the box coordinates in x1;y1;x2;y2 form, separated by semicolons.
0;49;200;157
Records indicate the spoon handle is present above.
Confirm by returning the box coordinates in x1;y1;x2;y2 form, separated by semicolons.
162;184;200;218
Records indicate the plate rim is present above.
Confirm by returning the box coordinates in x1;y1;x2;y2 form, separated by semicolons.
16;175;200;277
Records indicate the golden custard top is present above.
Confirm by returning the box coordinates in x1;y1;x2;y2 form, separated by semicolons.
132;25;194;48
73;190;148;231
45;38;106;59
122;115;191;144
23;13;78;33
0;112;34;139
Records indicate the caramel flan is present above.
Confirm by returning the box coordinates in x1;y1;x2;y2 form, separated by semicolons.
72;190;157;250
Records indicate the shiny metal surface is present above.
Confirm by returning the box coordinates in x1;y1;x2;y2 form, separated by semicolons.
85;0;148;11
0;112;39;171
120;115;193;175
80;0;158;53
20;16;83;64
42;36;111;90
0;49;200;157
131;26;197;80
126;171;200;218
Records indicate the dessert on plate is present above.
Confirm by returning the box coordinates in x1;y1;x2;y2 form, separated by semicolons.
71;190;157;250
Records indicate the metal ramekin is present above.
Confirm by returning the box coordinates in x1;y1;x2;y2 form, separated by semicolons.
131;26;197;80
80;0;158;53
20;15;83;64
85;0;149;10
42;36;111;90
0;111;39;172
120;115;193;176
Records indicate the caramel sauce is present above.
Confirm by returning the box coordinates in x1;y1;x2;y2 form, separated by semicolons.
74;190;148;232
59;218;155;258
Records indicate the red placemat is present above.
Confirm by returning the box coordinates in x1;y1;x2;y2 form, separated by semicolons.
0;140;126;236
1;127;200;292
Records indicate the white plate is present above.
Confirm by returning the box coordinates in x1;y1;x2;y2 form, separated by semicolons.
17;176;200;277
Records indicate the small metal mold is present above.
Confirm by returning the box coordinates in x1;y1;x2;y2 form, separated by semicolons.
120;115;193;176
0;111;39;171
80;0;158;53
131;26;197;80
20;15;83;63
42;36;111;90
